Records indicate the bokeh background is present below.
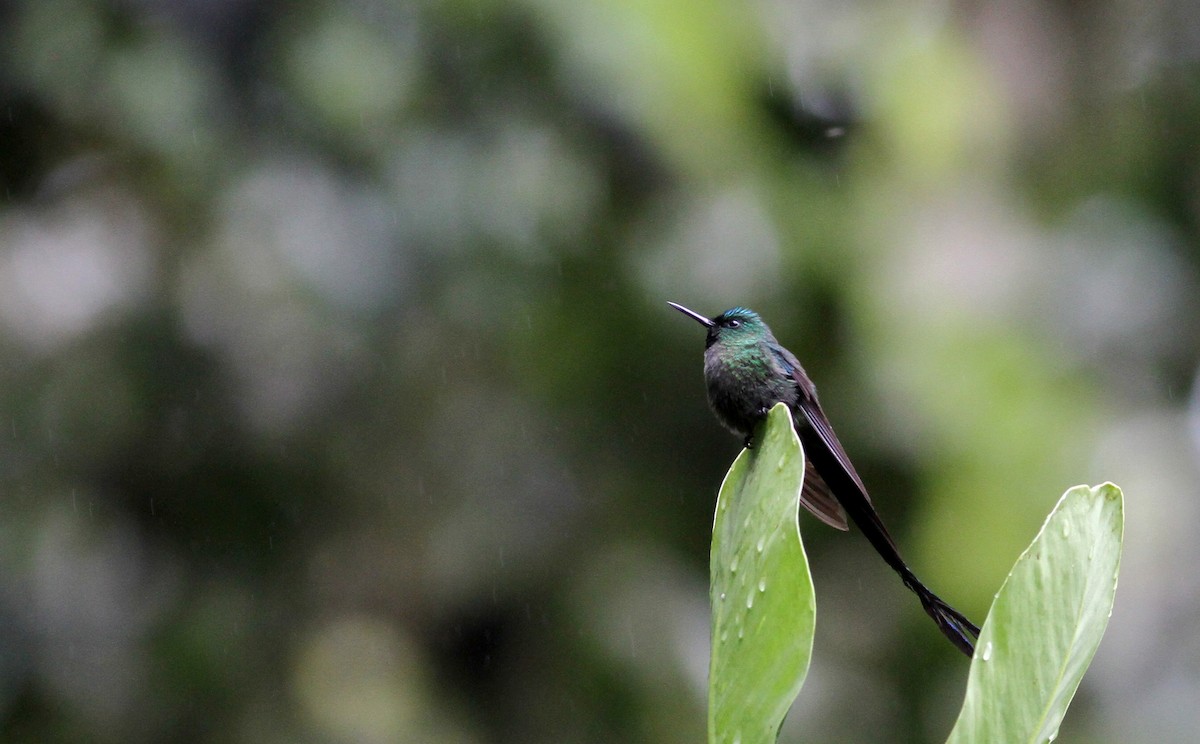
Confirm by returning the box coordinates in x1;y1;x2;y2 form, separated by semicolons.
1;0;1198;741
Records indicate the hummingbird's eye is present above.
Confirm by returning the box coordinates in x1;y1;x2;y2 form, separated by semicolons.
726;319;741;328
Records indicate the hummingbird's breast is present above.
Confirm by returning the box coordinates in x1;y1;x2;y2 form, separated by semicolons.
702;346;790;437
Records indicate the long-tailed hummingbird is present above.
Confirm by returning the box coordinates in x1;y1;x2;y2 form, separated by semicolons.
669;301;979;656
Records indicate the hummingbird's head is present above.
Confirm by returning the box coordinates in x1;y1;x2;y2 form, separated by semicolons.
667;302;769;349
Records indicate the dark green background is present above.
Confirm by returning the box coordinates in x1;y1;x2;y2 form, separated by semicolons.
1;0;1197;741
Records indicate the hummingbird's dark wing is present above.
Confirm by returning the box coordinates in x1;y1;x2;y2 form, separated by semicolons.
758;343;849;529
801;461;849;531
769;344;980;656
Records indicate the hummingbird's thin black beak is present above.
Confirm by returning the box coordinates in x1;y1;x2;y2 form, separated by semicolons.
667;301;715;328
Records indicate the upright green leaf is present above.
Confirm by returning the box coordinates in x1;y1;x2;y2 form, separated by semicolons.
709;403;815;744
947;483;1124;744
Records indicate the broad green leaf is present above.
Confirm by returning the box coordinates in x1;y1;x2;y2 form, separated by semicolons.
947;483;1124;744
709;403;814;744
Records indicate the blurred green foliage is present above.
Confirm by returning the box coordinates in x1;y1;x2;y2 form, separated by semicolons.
0;0;1198;742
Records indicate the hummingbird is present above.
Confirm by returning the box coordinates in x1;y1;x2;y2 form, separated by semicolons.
669;301;980;657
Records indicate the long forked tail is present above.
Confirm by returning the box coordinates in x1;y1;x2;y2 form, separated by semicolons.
828;486;982;656
827;472;982;656
828;477;982;657
902;572;981;657
794;422;981;656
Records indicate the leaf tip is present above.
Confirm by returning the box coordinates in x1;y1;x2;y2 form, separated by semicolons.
1095;482;1123;502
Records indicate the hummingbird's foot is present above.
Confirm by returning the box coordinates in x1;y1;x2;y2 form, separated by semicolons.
744;409;771;449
